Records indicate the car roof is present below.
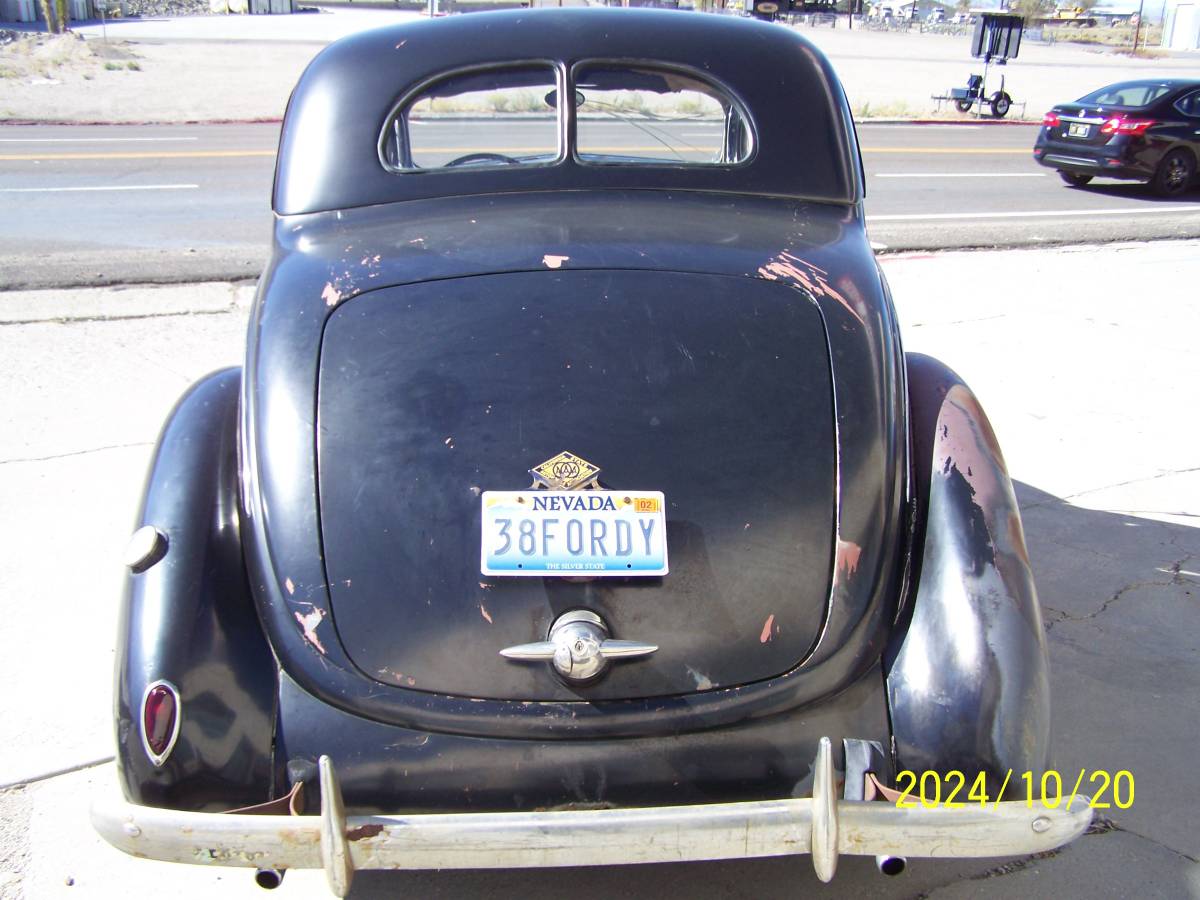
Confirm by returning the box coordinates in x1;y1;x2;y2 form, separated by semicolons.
273;8;861;216
1087;79;1200;93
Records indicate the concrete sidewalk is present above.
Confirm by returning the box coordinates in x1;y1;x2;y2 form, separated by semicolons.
0;238;1197;898
2;8;1198;123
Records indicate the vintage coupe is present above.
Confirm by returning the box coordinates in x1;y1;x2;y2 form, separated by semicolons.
94;9;1091;894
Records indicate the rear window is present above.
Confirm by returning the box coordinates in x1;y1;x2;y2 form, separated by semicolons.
380;62;752;173
1077;82;1173;108
383;65;560;171
574;64;752;166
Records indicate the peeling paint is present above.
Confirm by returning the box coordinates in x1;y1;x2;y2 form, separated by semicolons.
284;577;295;595
543;254;570;269
294;607;327;654
757;250;865;326
686;666;714;690
836;540;862;579
760;614;775;643
321;282;341;307
479;603;493;624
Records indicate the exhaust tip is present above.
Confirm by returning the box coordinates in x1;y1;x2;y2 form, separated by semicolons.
876;855;907;876
255;868;285;890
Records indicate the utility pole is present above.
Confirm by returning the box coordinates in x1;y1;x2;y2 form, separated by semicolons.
1132;0;1145;53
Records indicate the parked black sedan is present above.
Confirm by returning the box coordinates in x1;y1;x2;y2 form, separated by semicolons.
1033;79;1200;196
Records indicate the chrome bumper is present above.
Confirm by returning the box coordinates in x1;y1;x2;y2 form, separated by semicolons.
92;738;1092;897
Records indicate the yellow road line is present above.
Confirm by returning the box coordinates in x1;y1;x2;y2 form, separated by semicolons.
0;150;277;161
0;145;1026;162
860;147;1029;154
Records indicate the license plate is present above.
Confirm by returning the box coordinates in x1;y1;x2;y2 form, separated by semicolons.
1067;123;1091;138
481;490;668;577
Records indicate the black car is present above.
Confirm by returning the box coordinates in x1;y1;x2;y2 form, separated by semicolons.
1034;79;1200;196
92;9;1092;895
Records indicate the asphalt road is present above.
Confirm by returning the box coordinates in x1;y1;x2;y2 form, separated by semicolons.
2;120;1199;288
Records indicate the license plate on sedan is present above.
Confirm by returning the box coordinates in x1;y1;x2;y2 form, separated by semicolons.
481;490;668;577
1067;123;1091;138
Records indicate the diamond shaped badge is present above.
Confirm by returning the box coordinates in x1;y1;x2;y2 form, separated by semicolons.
529;451;601;491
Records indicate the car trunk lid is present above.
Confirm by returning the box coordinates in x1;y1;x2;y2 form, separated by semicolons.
316;269;836;701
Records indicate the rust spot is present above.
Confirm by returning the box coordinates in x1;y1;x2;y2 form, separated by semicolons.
294;608;327;654
321;282;341;308
543;254;570;269
760;614;775;643
479;603;493;624
347;824;384;841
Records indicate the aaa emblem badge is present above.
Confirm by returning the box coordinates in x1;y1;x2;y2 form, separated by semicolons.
529;451;601;491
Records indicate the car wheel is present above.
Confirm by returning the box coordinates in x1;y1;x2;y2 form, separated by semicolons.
954;99;973;113
1059;171;1093;187
1151;149;1196;197
989;92;1011;118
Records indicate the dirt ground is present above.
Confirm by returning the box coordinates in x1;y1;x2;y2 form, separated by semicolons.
0;16;1197;123
0;31;307;122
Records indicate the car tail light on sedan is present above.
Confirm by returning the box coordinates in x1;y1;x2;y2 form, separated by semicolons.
1099;116;1156;136
1041;111;1061;128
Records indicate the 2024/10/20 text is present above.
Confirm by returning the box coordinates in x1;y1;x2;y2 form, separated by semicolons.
895;770;1134;810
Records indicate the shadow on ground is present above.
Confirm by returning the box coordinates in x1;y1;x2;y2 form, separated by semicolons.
339;483;1200;897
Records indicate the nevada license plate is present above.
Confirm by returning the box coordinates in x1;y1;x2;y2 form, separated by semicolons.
481;490;668;577
1067;123;1091;138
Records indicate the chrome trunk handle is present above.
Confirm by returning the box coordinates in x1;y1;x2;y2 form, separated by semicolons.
500;610;656;682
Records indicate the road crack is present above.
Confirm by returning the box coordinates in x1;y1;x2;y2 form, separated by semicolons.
0;307;239;328
0;442;154;467
1043;552;1195;632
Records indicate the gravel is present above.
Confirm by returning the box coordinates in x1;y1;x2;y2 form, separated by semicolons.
110;0;213;17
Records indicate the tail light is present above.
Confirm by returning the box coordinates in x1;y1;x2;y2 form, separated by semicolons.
141;680;181;766
1099;116;1156;136
1042;111;1060;128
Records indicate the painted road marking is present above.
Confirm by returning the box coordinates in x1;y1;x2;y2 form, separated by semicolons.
873;172;1046;178
861;147;1028;154
0;145;1030;162
0;137;200;143
0;184;199;193
869;206;1198;222
0;150;275;161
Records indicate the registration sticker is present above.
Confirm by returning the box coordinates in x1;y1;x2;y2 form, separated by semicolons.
481;490;668;577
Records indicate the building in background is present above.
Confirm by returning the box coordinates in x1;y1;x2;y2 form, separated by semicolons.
1161;0;1200;48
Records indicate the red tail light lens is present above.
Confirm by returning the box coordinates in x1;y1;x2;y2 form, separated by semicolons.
1042;111;1060;127
1099;116;1156;136
142;681;180;765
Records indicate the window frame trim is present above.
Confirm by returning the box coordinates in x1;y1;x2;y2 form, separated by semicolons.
377;60;569;175
568;58;758;170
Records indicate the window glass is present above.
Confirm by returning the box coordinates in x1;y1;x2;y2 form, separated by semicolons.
1077;82;1173;108
385;66;559;171
1175;90;1200;118
574;65;751;166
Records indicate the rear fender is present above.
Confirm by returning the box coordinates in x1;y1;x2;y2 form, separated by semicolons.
885;354;1050;787
114;368;277;811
